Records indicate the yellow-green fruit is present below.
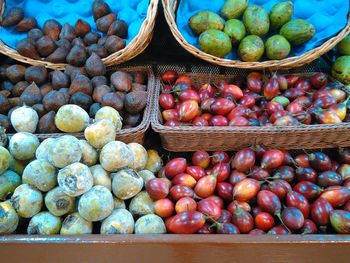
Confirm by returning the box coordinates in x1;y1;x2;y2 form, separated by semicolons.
84;119;116;149
269;1;293;31
243;5;270;37
55;104;90;133
10;105;39;133
11;184;43;218
8;156;27;176
144;149;163;174
22;160;57;192
338;35;350;56
90;164;111;190
224;19;246;45
265;35;291;60
0;170;21;200
189;11;225;35
9;132;40;160
60;212;93;235
221;0;249;20
79;140;98;167
199;29;232;58
95;106;122;131
27;211;62;235
272;96;290;107
238;35;265;62
45;187;75;217
135;214;166;234
112;168;143;200
0;146;11;175
0;201;19;234
128;143;148;171
129;191;154;217
99;141;134;172
35;138;55;161
101;208;134;234
280;19;315;45
113;197;126;209
332;56;350;84
138;170;156;185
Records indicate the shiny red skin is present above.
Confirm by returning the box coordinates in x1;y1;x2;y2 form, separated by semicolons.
293;181;322;200
175;197;197;213
162;109;179;122
172;173;197;188
162;85;172;92
338;164;350;180
161;70;178;83
192;151;210;169
282;150;294;165
247;72;263;93
196;223;215;234
269;110;288;123
295;96;313;108
179;89;200;103
165;120;181;126
164;158;187;178
212;163;230;182
232;208;254;233
313;95;337;109
294;79;311;91
320;187;350;207
295;167;318;183
198;89;211;101
154;199;174;218
273;115;300;126
285;75;300;87
261;149;284;169
175;76;191;87
192;116;209;126
268;225;290;235
281;207;304;230
194;174;217;198
265;101;284;115
344;200;350;212
264;77;280;100
216;182;233;200
221;84;244;100
295;112;312;125
266;179;292;200
229;116;250;126
287;101;303;114
233;178;261;202
216;223;240;234
201;113;214;121
218;209;232;223
286;191;310;219
311;198;334;226
284;88;305;100
211;151;230;165
186;166;206;181
257;190;282;215
210;98;235;116
311;73;328;88
255;212;275;231
228;170;247;186
227;105;247;120
205;196;224;209
252;206;264;217
209;115;229;126
200;98;215;112
239;95;256;108
295;154;311;168
169;185;194;201
159;93;175;110
231;148;256;173
250;166;270;181
344;179;350;189
179;100;199;122
317;171;342;187
146;178;169;200
309;152;332;172
301;219;318;234
168;211;206;234
277;75;288;90
197;199;222;220
273;166;295;182
249;228;266;235
228;201;251;214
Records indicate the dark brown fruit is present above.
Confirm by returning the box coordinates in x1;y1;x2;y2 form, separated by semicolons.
0;114;11;131
72;37;86;47
124;113;142;127
0;90;10;98
115;91;125;103
97;36;108;46
40;83;53;97
16;38;40;59
45;47;68;63
84;32;100;45
131;83;147;92
111;71;132;92
89;102;101;117
59;88;70;103
133;72;146;84
70;68;88;80
5;64;26;83
38;111;59;133
59;23;77;41
125;91;147;114
12;81;29;97
66;45;88;66
92;0;111;21
104;35;126;54
101;92;123;111
36;36;57;57
8;98;22;108
15;17;37;32
92;85;112;103
32;104;46;118
75;19;91;37
69;92;93;111
28;28;43;41
91;76;108;88
51;70;70;90
96;13;116;33
0;93;11;114
43;19;62;41
56;39;72;51
0;66;8;81
1;82;13;95
107;20;128;38
2;7;24;27
64;65;78;78
20;82;42;106
25;66;48;85
86;44;108;58
85;52;106;77
69;74;92;95
43;90;66;112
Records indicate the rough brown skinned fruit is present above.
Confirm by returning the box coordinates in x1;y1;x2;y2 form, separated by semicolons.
43;90;66;112
89;102;101;117
69;74;92;95
13;81;29;97
59;88;70;103
84;32;100;45
69;92;93;111
115;91;125;103
98;36;108;46
96;13;116;33
124;113;142;127
133;72;146;84
28;29;43;41
66;45;88;66
104;35;126;54
40;83;53;97
91;76;108;88
6;65;26;83
38;111;59;133
85;52;106;77
131;83;147;92
46;47;68;63
101;92;123;111
72;37;86;47
36;36;57;57
32;104;46;118
15;17;37;32
86;44;108;58
16;38;40;59
92;0;111;21
51;70;70;90
70;68;88;80
1;81;13;92
107;20;128;38
93;85;112;103
2;7;24;27
0;90;10;98
125;91;147;114
25;66;48;85
0;114;11;131
20;82;42;106
111;71;132;92
0;93;11;114
43;19;62;41
56;39;72;51
75;19;91;37
59;23;77;42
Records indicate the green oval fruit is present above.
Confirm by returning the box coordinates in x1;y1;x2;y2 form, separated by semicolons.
272;96;290;107
224;19;246;45
338;35;350;56
199;29;232;58
0;201;19;234
280;19;315;45
0;170;21;200
238;35;264;62
330;210;350;234
265;35;291;60
27;211;62;235
189;11;225;35
269;1;293;31
0;146;11;175
243;5;270;37
332;56;350;84
221;0;249;20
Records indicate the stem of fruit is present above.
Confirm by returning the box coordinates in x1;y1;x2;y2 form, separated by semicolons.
276;211;291;234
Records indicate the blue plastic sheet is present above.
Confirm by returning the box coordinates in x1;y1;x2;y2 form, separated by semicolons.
176;0;349;60
0;0;150;48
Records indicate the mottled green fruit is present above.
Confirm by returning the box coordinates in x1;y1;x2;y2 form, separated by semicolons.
189;11;225;35
265;35;291;60
22;160;57;192
243;5;270;37
199;29;232;58
60;212;93;235
45;187;75;216
0;146;11;175
135;214;166;234
101;208;134;234
224;19;246;45
338;35;350;56
0;201;19;234
0;170;21;200
9;132;39;161
269;1;293;31
27;211;62;235
280;19;315;45
272;96;290;107
238;35;265;62
129;191;154;217
332;56;350;84
221;0;249;20
11;184;43;218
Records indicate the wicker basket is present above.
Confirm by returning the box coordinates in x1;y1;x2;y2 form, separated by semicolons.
7;65;154;144
151;65;350;152
0;0;158;70
162;0;350;70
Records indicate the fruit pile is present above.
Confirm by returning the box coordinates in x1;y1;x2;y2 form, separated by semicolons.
151;148;350;234
159;70;349;127
2;0;127;64
0;63;148;133
332;35;350;85
189;1;315;61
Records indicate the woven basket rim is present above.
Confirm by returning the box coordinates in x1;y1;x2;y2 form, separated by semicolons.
0;0;158;69
162;0;350;69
